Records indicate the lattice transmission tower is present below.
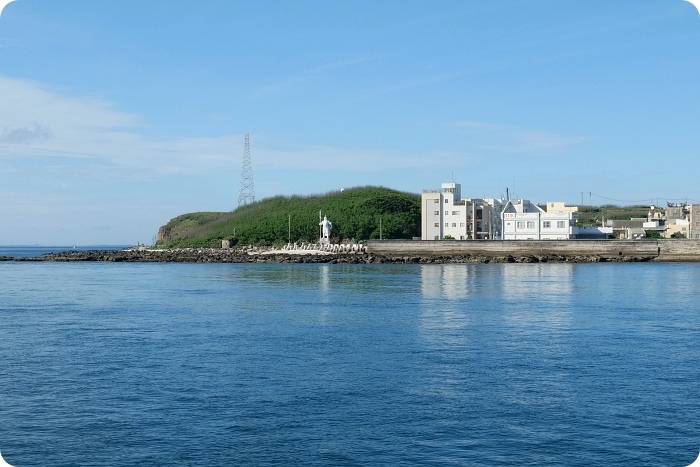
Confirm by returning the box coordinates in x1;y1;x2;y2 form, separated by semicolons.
237;133;255;207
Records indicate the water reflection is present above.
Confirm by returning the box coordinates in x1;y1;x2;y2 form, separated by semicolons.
419;265;472;345
501;263;575;328
420;264;470;300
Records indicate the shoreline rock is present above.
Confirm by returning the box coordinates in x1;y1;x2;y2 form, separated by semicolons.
0;248;661;264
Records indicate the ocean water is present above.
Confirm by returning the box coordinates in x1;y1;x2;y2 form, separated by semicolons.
1;259;699;466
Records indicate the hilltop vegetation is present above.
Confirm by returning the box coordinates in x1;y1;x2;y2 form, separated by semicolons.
157;186;421;248
575;205;652;226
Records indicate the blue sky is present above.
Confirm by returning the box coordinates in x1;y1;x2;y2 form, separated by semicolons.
1;0;699;245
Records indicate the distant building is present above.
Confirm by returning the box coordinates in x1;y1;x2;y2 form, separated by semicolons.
689;204;700;239
421;182;503;240
607;219;647;239
662;203;689;238
665;219;690;238
501;199;579;240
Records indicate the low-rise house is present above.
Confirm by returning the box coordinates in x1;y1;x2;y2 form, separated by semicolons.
608;219;649;239
666;219;690;238
501;199;578;240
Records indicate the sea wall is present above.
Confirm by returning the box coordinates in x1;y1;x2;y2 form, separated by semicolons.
365;239;700;262
5;240;700;264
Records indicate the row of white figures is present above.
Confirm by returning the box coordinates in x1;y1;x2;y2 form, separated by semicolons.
283;243;319;251
319;243;365;253
283;242;366;253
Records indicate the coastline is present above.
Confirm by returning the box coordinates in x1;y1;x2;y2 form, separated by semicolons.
0;246;676;264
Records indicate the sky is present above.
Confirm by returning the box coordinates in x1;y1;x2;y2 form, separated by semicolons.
1;0;699;245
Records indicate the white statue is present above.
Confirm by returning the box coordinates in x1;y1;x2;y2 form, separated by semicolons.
319;215;332;243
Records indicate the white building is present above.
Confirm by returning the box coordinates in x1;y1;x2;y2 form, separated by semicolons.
421;183;503;240
501;199;579;240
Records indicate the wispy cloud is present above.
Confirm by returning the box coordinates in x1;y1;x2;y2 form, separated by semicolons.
0;75;479;182
0;76;240;178
451;120;587;155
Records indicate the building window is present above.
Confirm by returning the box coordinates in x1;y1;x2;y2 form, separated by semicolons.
527;221;535;229
452;223;457;227
445;199;449;204
452;211;459;215
557;221;566;228
434;199;439;203
445;211;449;216
460;235;465;240
517;221;525;229
434;211;440;215
434;235;439;240
434;223;439;227
445;223;449;227
460;223;465;227
543;221;551;228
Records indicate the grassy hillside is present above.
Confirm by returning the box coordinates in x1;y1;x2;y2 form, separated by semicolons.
157;186;421;248
575;205;652;226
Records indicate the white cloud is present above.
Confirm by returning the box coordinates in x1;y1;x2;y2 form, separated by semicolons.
0;76;250;177
0;75;486;180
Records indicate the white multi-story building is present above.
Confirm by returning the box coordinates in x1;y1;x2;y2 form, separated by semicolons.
501;199;579;240
421;183;503;240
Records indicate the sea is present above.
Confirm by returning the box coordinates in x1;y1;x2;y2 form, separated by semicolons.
1;246;699;466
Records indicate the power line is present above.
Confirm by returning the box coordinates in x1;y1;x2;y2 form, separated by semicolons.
586;193;700;205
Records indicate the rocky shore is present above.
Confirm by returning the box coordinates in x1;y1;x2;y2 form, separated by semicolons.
0;248;658;264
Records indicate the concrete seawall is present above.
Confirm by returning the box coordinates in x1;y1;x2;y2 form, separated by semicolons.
365;239;700;262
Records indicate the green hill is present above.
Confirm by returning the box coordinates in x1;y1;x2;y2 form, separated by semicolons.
575;204;653;226
156;186;421;248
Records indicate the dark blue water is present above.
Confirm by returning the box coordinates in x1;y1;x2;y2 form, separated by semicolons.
1;261;699;466
0;245;130;258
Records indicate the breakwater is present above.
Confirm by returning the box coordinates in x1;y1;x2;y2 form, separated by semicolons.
3;239;700;263
366;239;700;262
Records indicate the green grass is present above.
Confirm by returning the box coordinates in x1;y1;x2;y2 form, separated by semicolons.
575;204;651;226
158;186;421;247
